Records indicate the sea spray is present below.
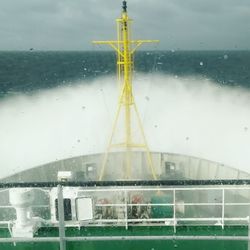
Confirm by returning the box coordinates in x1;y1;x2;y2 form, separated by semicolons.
0;74;250;178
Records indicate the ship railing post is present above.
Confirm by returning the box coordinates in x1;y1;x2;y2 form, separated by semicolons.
248;204;250;250
57;184;66;250
222;188;225;229
124;190;128;230
173;189;176;233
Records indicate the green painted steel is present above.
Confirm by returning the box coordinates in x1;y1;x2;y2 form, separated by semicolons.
0;225;248;250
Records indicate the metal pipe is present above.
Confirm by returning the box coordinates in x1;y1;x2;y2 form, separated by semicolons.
57;185;66;250
0;235;250;243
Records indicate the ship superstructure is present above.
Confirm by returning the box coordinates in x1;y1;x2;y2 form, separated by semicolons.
0;1;250;250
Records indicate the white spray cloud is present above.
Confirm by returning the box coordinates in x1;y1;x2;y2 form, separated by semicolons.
0;74;250;178
136;75;250;171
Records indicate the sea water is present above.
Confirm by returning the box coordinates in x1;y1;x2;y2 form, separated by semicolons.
0;50;250;178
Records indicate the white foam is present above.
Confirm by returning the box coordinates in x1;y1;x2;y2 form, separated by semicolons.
0;74;250;178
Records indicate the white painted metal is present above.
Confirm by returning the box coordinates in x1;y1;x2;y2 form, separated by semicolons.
10;152;249;181
173;189;176;233
0;184;249;246
222;189;225;229
57;171;76;182
0;185;249;230
57;185;66;250
124;190;128;230
50;186;82;222
9;188;42;238
76;197;93;221
1;235;250;243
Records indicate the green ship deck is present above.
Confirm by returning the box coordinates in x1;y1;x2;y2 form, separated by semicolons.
0;225;248;250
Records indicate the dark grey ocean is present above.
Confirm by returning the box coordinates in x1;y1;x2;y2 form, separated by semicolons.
0;50;250;98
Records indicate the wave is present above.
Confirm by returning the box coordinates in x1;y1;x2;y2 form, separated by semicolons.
0;74;250;178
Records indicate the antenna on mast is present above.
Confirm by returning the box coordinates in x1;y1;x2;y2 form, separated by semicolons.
122;0;127;12
93;1;159;181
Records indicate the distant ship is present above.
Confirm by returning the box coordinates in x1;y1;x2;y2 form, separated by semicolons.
0;1;250;250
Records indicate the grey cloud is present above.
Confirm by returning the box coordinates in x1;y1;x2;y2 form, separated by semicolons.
0;0;249;50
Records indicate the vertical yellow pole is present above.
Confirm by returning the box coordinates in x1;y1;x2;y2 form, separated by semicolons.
93;0;159;180
121;9;133;178
116;20;121;86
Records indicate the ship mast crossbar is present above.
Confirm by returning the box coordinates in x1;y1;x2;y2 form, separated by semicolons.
93;1;159;181
93;40;159;56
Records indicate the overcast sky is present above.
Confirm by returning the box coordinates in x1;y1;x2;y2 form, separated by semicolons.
0;0;250;50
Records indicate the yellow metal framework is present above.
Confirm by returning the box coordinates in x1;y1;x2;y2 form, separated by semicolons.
93;1;159;181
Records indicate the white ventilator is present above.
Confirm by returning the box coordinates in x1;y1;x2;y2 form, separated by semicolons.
9;188;41;237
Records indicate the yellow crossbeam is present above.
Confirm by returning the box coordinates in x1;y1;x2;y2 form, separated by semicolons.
93;40;159;44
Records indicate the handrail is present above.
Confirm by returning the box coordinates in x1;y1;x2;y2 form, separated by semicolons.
1;179;250;188
0;185;249;227
1;235;250;243
0;184;249;250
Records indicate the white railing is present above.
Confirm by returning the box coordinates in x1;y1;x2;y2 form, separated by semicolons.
0;185;249;229
0;185;249;250
83;186;250;231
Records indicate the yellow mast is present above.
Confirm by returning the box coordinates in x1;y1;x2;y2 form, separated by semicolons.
93;1;159;181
